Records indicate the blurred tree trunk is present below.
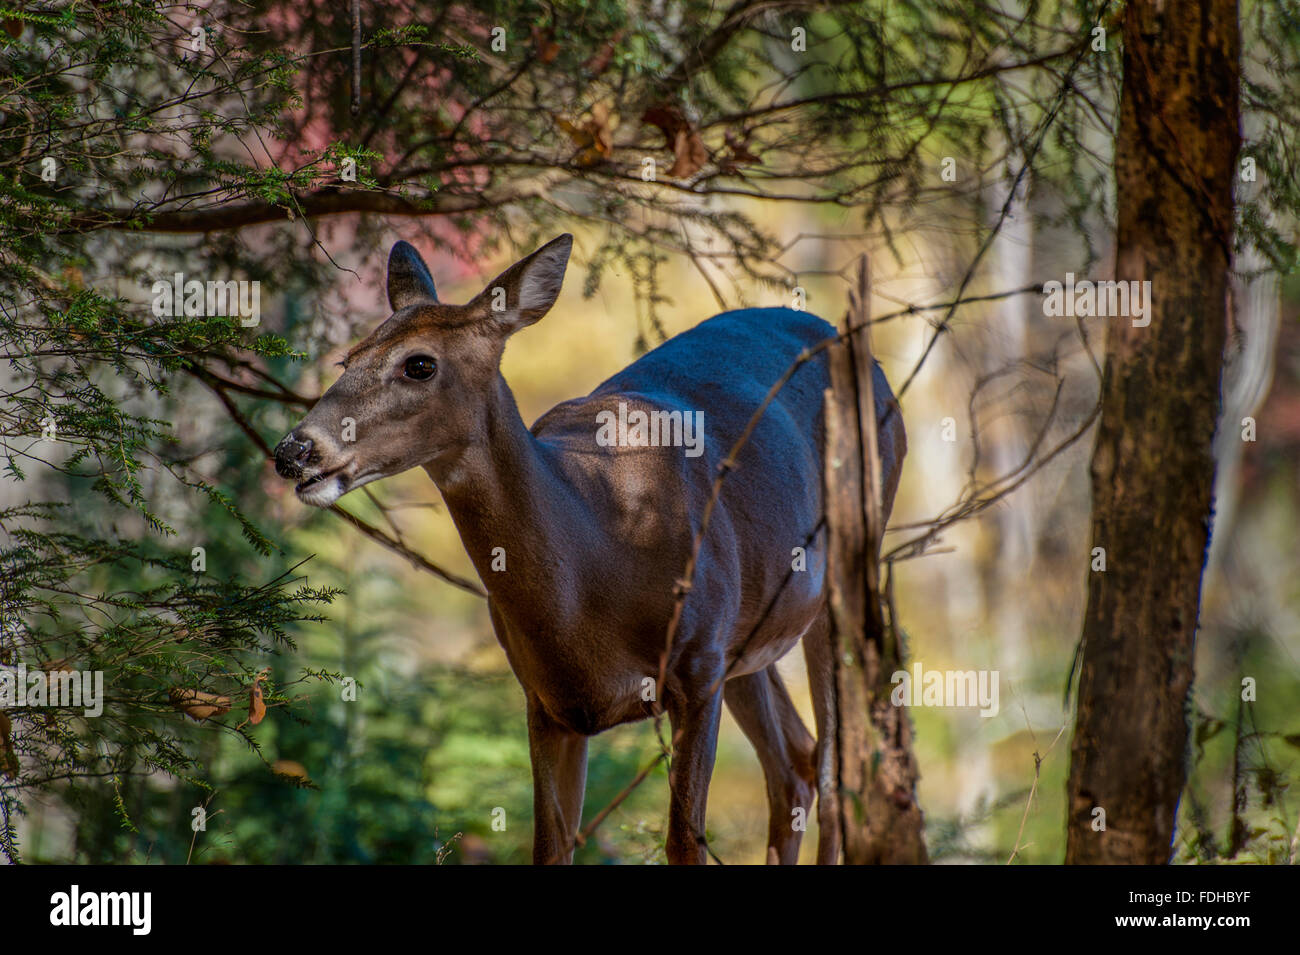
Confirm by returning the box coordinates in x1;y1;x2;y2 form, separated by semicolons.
825;261;927;865
1065;0;1240;863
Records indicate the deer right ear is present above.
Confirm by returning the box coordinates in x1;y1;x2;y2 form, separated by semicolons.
473;234;573;334
387;241;439;311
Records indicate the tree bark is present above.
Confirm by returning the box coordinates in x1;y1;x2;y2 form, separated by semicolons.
1065;0;1240;864
825;259;927;864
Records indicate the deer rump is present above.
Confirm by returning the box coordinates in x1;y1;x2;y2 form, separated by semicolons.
511;306;903;735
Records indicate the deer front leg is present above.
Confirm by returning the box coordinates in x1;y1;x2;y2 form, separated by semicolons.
527;697;589;865
664;683;725;864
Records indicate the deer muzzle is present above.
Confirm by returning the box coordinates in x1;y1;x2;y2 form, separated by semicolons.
273;432;314;479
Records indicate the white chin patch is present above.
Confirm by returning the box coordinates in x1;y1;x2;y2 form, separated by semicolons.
296;476;346;508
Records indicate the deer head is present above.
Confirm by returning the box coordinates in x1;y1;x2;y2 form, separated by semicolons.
273;234;573;506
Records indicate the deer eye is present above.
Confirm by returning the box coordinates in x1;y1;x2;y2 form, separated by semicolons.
403;355;437;381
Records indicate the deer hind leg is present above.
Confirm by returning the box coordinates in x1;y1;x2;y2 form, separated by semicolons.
526;696;589;865
724;665;817;864
802;608;841;864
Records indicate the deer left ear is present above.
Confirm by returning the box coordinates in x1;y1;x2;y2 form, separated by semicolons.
474;234;572;333
387;241;439;311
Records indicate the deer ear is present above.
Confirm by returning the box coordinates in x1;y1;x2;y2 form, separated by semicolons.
387;241;439;311
474;234;572;333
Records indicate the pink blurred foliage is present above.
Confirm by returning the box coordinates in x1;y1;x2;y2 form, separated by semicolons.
247;1;502;282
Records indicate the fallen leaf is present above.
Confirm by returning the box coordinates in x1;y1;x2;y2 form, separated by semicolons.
3;19;22;40
168;688;231;722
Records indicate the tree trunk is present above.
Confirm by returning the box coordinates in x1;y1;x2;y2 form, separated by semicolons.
1065;0;1240;864
825;259;927;864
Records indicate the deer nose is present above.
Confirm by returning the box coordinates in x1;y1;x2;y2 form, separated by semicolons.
273;433;314;479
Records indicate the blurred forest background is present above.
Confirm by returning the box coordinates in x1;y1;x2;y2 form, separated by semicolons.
2;0;1298;864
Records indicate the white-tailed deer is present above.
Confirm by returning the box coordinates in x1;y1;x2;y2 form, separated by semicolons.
273;235;906;864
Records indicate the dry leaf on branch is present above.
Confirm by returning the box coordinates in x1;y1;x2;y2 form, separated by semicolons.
168;687;232;722
247;668;269;726
530;25;560;64
558;101;616;167
641;103;708;179
718;130;760;174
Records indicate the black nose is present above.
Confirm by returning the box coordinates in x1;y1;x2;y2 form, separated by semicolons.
273;433;314;478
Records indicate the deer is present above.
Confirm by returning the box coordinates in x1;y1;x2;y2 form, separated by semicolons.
272;234;906;864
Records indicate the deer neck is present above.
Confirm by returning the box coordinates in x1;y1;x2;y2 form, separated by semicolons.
426;374;594;620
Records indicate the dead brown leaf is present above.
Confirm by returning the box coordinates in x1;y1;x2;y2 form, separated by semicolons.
168;687;231;722
719;130;760;174
531;25;560;64
559;102;616;167
641;103;708;179
668;128;708;178
247;669;268;726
